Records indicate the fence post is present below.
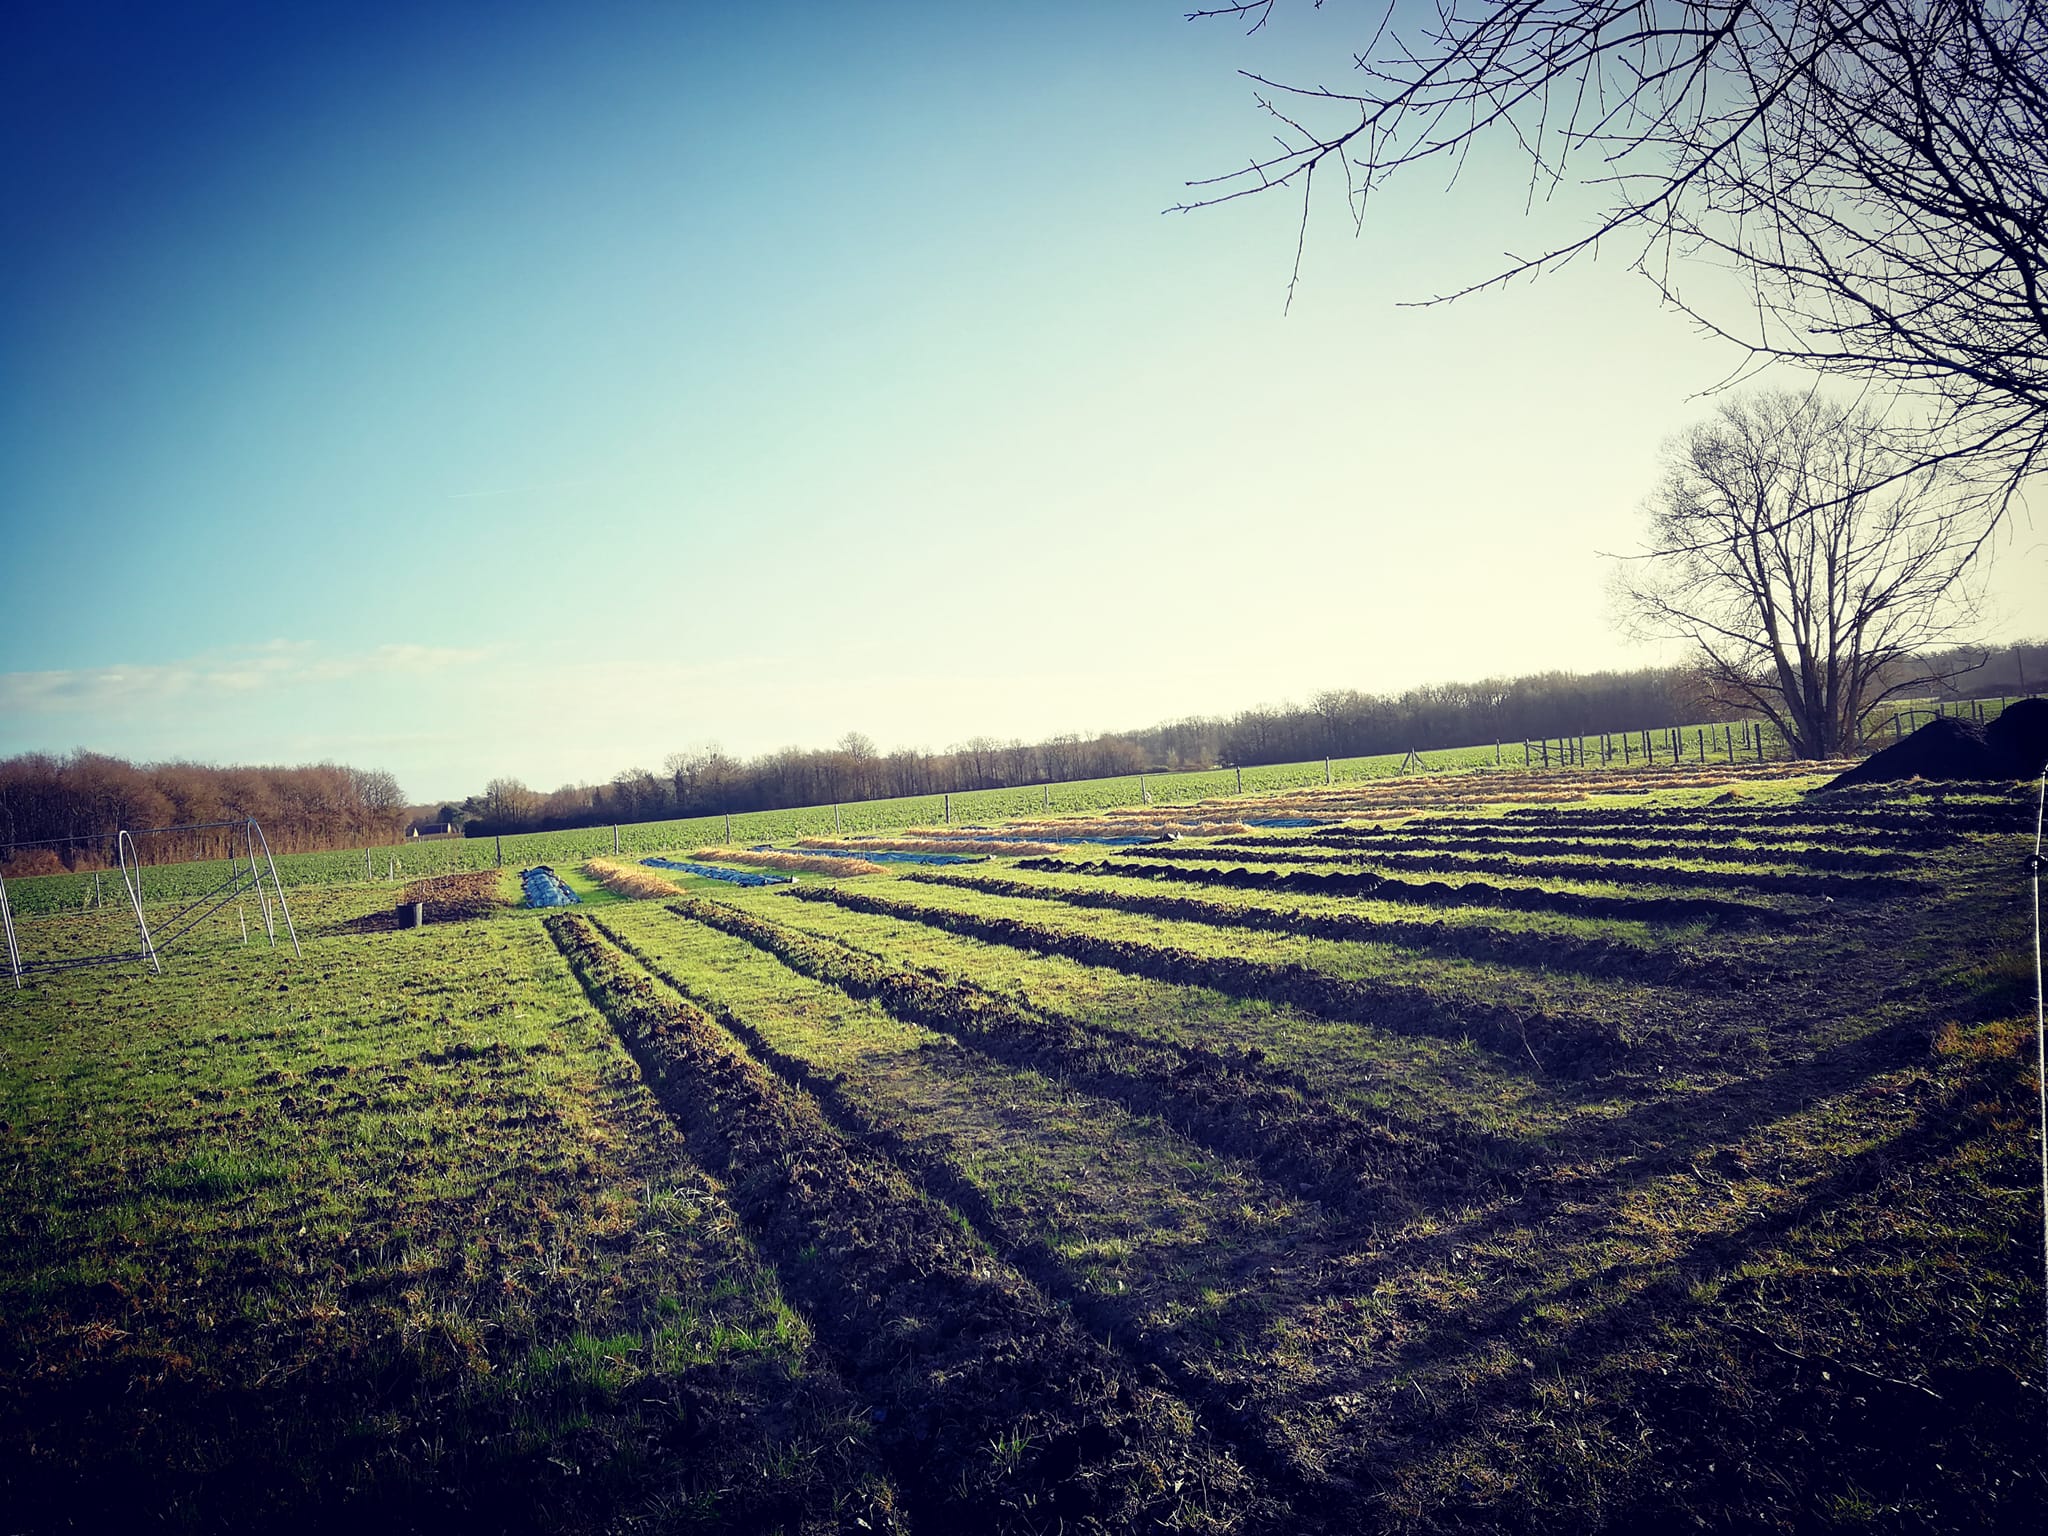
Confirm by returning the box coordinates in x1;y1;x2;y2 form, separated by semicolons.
724;812;732;842
944;793;951;825
1043;784;1050;810
1140;775;1148;805
1235;766;1243;794
1523;741;1530;767
1495;741;1501;766
495;836;502;868
1324;756;1332;785
1644;730;1653;764
613;824;619;854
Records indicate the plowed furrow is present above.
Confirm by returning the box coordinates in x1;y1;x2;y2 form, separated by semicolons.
658;894;1503;1215
902;869;1735;987
545;912;1251;1533
774;885;1642;1074
1036;857;1795;929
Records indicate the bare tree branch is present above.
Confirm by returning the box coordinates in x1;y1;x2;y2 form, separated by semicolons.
1182;1;2048;500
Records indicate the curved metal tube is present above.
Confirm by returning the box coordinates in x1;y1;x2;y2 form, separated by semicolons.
117;829;161;975
242;821;276;945
247;819;301;960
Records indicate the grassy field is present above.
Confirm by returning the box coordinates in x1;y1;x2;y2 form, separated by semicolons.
13;704;1995;917
3;763;2043;1532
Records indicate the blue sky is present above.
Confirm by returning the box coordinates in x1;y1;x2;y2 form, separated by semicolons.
4;2;2042;800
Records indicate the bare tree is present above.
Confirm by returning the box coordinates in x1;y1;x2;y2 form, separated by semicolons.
1616;391;1988;757
1181;1;2048;495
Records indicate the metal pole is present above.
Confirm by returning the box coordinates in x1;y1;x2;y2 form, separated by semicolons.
0;869;21;990
2029;770;2047;1365
250;819;302;960
247;824;277;944
116;829;161;975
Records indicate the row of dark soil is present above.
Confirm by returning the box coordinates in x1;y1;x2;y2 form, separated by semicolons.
1494;804;2027;835
1406;816;1974;852
777;885;1642;1075
1193;844;1922;901
1045;857;1794;929
1282;829;1920;872
545;913;1238;1533
904;870;1741;988
660;894;1505;1218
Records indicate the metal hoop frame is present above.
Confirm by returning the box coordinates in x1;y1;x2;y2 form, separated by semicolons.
2;816;300;990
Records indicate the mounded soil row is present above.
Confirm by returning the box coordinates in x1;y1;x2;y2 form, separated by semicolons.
336;870;507;932
777;884;1641;1075
1277;831;1920;873
1411;816;1984;852
1203;846;1924;902
1048;857;1795;929
661;894;1499;1218
545;913;1240;1533
903;870;1740;988
1495;804;2028;835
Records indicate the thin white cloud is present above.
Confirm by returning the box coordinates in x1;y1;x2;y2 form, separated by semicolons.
0;642;487;715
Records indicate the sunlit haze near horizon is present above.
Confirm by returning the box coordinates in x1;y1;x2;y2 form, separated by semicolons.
5;2;2043;801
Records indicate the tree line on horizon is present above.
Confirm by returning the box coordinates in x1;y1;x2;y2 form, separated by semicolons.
0;756;407;875
455;645;2042;838
4;645;2035;874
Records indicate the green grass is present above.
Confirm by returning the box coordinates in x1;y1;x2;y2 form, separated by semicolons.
3;767;2040;1532
0;912;894;1532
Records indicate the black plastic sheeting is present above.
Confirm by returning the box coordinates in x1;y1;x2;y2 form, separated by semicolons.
642;857;792;887
521;866;579;907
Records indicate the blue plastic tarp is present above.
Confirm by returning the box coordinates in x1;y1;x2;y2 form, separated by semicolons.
521;866;579;907
641;857;792;887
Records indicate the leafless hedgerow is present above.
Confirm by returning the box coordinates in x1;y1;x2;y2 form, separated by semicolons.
1180;2;2048;499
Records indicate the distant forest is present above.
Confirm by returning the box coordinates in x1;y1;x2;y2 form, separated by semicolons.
456;644;2045;838
0;758;406;873
5;644;2037;871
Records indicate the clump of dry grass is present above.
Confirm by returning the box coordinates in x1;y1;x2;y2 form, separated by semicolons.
584;857;688;900
693;847;885;877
